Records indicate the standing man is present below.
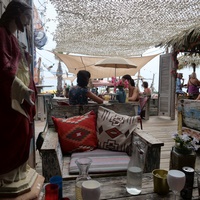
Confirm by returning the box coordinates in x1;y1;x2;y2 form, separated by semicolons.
175;73;185;107
176;73;185;94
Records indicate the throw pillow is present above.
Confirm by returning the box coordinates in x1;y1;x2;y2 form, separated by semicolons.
96;106;138;154
52;111;97;154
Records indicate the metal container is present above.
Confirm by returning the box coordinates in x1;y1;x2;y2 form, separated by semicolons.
181;166;194;200
152;169;169;195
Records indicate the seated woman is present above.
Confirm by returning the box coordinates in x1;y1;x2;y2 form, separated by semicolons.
102;87;110;95
122;74;139;101
187;72;200;99
122;74;140;116
140;81;151;96
139;81;151;119
69;70;103;105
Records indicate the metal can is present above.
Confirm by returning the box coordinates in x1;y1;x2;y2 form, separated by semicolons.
180;166;194;200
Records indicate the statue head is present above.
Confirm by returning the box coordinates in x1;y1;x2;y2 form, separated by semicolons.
0;0;32;32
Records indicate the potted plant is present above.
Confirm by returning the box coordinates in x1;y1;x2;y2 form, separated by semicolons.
112;77;128;103
172;133;199;154
170;133;199;170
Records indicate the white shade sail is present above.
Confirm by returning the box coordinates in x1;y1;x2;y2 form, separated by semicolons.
54;53;158;79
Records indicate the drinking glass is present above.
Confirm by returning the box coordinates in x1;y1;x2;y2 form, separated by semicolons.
167;170;186;200
75;157;92;200
81;180;101;200
45;183;59;200
50;175;63;199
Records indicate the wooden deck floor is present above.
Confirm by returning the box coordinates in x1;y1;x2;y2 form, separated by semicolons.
141;115;179;170
34;114;200;176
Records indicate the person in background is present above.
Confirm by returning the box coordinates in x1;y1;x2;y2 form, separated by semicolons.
103;87;110;95
69;70;103;105
96;87;99;95
139;81;151;119
176;73;185;95
175;73;186;106
101;87;110;101
141;81;151;96
91;87;98;95
122;74;140;116
63;83;70;98
0;0;37;183
122;74;139;101
196;94;200;100
187;72;200;99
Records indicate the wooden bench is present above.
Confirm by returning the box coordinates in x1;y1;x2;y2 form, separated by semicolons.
40;100;164;182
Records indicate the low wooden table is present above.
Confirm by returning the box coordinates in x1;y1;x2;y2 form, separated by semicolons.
59;173;199;200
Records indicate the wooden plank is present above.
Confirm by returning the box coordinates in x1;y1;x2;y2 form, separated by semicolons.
136;130;164;146
179;99;200;132
47;101;139;127
158;53;175;119
141;116;177;171
61;173;200;200
41;128;63;182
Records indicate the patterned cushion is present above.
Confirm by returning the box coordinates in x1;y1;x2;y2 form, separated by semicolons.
69;149;130;174
96;106;138;154
52;111;97;154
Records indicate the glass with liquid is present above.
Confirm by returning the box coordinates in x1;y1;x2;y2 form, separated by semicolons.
167;170;186;200
75;157;92;200
126;136;144;195
126;166;143;195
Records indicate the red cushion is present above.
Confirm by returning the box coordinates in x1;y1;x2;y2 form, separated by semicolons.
52;111;97;154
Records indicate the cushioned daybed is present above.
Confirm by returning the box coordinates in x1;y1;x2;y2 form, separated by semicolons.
41;103;164;182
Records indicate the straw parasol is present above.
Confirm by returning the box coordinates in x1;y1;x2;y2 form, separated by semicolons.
178;54;200;71
95;57;137;91
94;57;137;78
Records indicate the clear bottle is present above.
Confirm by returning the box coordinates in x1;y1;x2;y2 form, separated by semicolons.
75;157;92;200
126;136;144;195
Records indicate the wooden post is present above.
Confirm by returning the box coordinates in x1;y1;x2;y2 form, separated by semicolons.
37;57;42;85
177;109;182;134
145;96;150;120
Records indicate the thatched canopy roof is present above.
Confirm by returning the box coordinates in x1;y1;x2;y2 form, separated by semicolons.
178;54;200;69
160;25;200;54
158;25;200;70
